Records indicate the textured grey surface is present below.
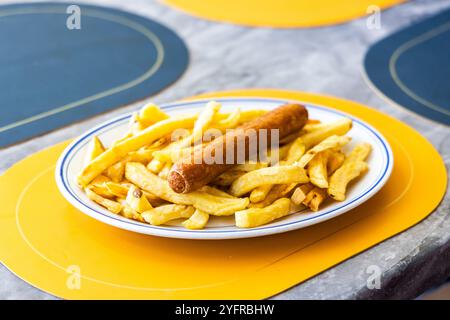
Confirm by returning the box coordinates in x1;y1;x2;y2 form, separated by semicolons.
0;0;449;300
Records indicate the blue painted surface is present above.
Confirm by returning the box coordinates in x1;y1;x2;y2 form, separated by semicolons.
364;9;450;125
0;3;188;147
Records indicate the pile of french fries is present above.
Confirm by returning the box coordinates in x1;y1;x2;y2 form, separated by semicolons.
77;102;371;229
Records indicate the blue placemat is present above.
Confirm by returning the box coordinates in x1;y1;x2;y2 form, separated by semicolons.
364;9;450;125
0;3;188;147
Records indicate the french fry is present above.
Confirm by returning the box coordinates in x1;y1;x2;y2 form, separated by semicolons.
234;161;269;172
308;151;329;188
249;137;305;203
230;165;309;197
182;209;209;229
345;143;372;163
158;162;172;179
198;186;235;198
328;161;368;201
142;205;195;226
147;158;165;174
176;101;221;149
120;201;145;222
291;183;314;205
126;186;152;213
303;187;328;211
106;161;126;182
213;170;246;186
128;112;145;135
85;188;122;214
211;108;241;130
299;118;352;149
284;138;306;164
138;103;169;127
235;198;291;228
297;135;351;168
236;109;267;124
249;185;273;203
125;162;249;216
327;150;345;175
78;114;197;187
251;183;298;208
84;136;105;166
105;182;129;197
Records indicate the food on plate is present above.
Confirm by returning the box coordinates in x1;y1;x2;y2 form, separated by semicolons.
77;101;371;229
167;103;308;193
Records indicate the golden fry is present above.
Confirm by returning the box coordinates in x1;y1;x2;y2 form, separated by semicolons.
84;136;105;165
298;135;351;167
251;183;298;208
327;150;345;175
249;185;272;203
284;138;306;164
328;161;368;201
230;165;309;197
138;103;169;127
290;183;314;205
142;205;195;226
300;118;352;149
303;187;328;211
182;209;209;229
308;152;329;188
126;185;152;213
85;188;122;214
235;198;291;228
213;170;246;186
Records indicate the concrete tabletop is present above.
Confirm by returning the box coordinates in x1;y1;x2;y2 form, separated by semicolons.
0;0;449;300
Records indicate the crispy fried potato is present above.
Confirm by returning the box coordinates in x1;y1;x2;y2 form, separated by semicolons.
126;186;152;213
345;143;372;163
158;162;172;179
303;187;328;211
308;151;329;188
85;188;122;214
290;183;314;205
120;201;145;222
142;205;195;226
105;182;129;197
230;165;309;197
284;138;306;164
235;198;291;228
198;186;235;198
249;185;273;203
300;118;352;149
213;170;246;186
78;114;197;187
328;161;368;201
211;108;241;130
298;135;351;168
251;183;298;208
182;209;209;229
234;161;269;172
84;136;105;165
147;158;165;174
138;103;169;127
126;162;249;215
327;150;345;175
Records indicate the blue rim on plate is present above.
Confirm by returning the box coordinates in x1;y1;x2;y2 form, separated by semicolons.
55;98;393;239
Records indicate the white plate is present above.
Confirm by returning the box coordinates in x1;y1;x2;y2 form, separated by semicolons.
55;97;393;240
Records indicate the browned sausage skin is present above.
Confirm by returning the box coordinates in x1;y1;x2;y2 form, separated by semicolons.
168;103;309;193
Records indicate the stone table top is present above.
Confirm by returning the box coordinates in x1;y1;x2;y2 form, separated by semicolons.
0;0;449;300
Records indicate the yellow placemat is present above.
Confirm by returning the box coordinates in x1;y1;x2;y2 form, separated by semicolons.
0;90;446;299
163;0;406;28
